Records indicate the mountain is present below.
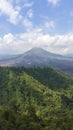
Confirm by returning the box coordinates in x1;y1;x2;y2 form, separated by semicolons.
0;67;73;111
65;53;73;58
0;47;73;74
0;67;73;129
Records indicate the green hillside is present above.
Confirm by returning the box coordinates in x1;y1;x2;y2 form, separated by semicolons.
24;67;73;90
0;67;73;130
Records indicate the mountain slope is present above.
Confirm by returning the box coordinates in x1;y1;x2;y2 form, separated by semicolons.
0;67;73;112
0;67;73;129
0;47;64;66
0;47;73;74
24;67;73;90
0;67;61;112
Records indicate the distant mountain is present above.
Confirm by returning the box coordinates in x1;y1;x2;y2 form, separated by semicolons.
65;53;73;58
0;54;21;62
0;47;73;74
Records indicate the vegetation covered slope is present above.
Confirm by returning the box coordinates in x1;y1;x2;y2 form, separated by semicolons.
0;67;73;130
24;67;73;90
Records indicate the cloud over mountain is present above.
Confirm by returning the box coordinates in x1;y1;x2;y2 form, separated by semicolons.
0;30;73;54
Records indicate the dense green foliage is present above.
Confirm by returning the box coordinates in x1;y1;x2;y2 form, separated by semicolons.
0;67;73;129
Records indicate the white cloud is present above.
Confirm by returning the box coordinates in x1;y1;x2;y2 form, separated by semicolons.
41;16;56;31
3;33;14;44
0;0;22;24
45;20;55;29
23;18;33;28
23;1;33;8
15;0;33;8
0;31;73;54
48;0;60;5
27;9;33;18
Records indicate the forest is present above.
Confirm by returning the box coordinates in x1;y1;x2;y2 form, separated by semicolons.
0;67;73;130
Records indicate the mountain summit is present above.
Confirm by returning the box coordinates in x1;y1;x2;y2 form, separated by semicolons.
24;47;51;55
23;47;63;58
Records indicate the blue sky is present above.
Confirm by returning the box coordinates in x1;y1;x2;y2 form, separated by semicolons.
0;0;73;54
